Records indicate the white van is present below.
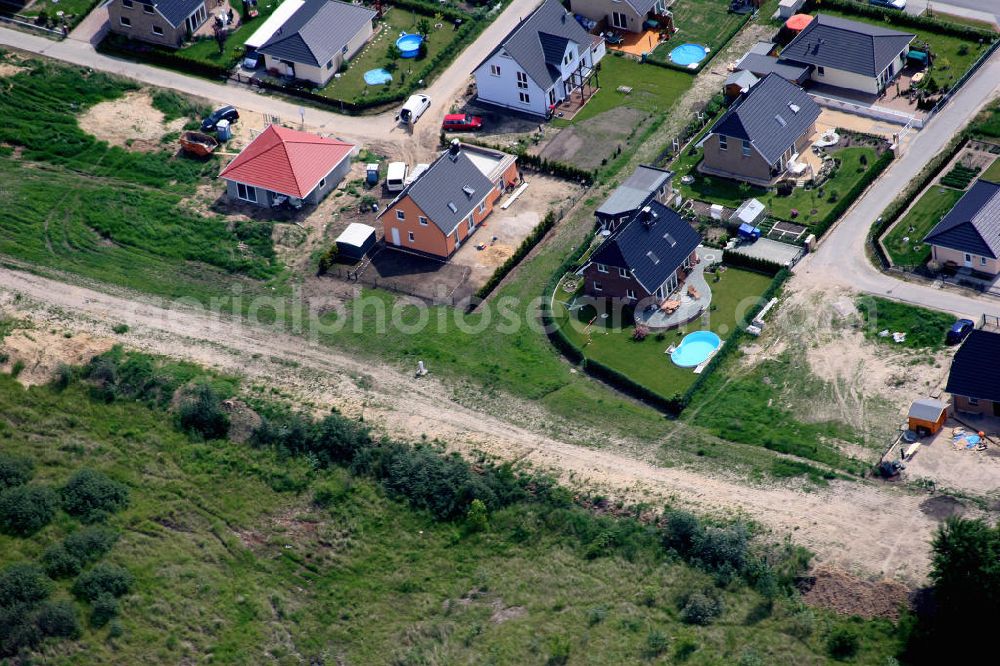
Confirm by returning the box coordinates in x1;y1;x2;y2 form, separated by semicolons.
386;162;409;192
398;94;431;125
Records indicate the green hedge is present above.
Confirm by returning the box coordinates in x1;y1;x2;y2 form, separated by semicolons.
461;136;595;184
97;35;231;79
475;211;558;302
802;0;997;42
812;150;894;239
720;251;785;276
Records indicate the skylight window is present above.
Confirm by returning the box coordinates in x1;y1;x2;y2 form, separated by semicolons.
462;186;475;197
775;114;787;127
447;202;458;213
646;250;660;264
663;233;676;247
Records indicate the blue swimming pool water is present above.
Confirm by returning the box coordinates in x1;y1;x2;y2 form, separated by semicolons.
396;33;424;58
669;43;708;66
364;68;393;85
671;331;721;368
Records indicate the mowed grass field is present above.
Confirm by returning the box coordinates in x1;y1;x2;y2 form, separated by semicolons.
0;365;905;665
882;185;963;267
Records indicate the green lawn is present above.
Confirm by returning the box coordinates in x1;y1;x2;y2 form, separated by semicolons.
982;156;1000;183
882;185;963;267
649;0;748;66
20;0;99;29
856;296;955;350
817;7;990;91
316;8;460;103
553;267;774;398
180;3;281;69
765;147;879;224
553;54;693;126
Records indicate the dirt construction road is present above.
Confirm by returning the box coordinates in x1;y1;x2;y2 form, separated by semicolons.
0;265;961;585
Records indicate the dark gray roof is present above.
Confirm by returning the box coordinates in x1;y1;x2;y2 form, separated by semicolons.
705;73;820;166
946;329;1000;403
747;41;776;56
389;147;495;236
780;14;914;77
623;0;658;15
590;201;700;294
596;165;673;218
736;53;811;83
258;0;376;68
924;180;1000;259
724;69;759;91
477;0;591;88
135;0;204;27
908;398;946;422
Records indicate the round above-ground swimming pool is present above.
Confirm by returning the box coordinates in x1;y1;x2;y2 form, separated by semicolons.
669;43;708;66
363;68;393;85
671;331;721;368
396;33;424;58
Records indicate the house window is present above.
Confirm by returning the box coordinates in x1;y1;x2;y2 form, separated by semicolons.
143;3;154;13
490;64;501;77
122;0;133;7
342;45;348;54
478;201;485;213
597;263;608;273
152;25;163;35
966;253;973;262
467;217;474;232
319;178;326;189
627;289;636;300
396;210;405;220
742;140;751;157
619;267;629;278
236;183;257;203
969;397;980;406
408;231;415;242
817;66;825;76
982;257;988;266
119;16;131;26
518;92;530;104
327;59;334;69
718;135;727;151
418;216;428;226
516;71;528;90
593;281;603;292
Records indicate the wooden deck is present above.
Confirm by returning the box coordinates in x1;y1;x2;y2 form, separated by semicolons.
608;29;665;57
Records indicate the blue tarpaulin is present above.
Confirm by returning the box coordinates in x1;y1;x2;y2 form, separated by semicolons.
907;50;929;64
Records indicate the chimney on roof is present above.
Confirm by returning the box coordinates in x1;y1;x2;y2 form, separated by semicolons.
640;205;655;229
449;138;461;156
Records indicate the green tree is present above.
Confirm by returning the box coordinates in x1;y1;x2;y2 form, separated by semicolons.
35;601;81;638
0;563;49;607
0;452;33;490
61;470;130;523
72;563;133;603
0;485;58;536
465;498;488;533
176;383;230;440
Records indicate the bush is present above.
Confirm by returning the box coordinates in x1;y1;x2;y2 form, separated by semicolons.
680;590;723;625
72;563;133;603
89;593;119;628
35;601;80;639
176;383;230;439
0;452;33;490
0;563;49;608
826;626;860;660
61;470;129;523
645;629;669;657
0;485;59;536
64;526;119;563
465;498;489;533
663;510;703;556
0;605;41;657
41;544;83;579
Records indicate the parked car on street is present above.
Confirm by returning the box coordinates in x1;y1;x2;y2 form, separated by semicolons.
869;0;906;10
201;105;240;132
947;319;975;345
398;95;430;125
442;113;483;131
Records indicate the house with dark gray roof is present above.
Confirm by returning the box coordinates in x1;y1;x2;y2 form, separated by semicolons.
733;53;811;86
779;14;914;95
581;201;700;304
473;0;605;118
377;142;520;259
697;73;821;187
946;327;1000;417
258;0;376;87
569;0;671;35
924;179;1000;277
595;165;674;231
108;0;210;48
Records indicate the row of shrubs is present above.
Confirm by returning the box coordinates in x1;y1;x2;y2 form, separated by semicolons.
802;0;998;42
719;250;786;276
460;136;595;184
97;34;233;79
473;211;559;302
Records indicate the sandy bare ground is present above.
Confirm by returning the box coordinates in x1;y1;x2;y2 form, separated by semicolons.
78;91;187;151
0;265;973;587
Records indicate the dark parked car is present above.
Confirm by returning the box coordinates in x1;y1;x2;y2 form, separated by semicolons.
201;106;239;132
946;319;975;345
442;113;483;132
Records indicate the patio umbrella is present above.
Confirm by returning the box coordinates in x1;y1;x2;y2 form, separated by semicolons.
785;14;814;32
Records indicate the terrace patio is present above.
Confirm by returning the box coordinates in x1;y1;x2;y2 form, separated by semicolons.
606;27;667;57
637;245;722;329
194;0;241;39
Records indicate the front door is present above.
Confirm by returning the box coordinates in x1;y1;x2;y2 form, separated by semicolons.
390;227;400;246
611;11;628;30
965;253;973;268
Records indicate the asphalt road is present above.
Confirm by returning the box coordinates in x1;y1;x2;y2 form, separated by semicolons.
920;0;1000;23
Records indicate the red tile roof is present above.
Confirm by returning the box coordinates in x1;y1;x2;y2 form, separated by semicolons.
219;125;355;198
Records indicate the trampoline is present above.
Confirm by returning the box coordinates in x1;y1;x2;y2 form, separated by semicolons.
669;43;708;66
364;68;393;85
396;33;424;58
671;331;721;368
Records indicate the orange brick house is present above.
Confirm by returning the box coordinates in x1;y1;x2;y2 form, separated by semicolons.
378;141;519;259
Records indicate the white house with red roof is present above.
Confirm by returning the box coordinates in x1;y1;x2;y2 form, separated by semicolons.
219;124;356;208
